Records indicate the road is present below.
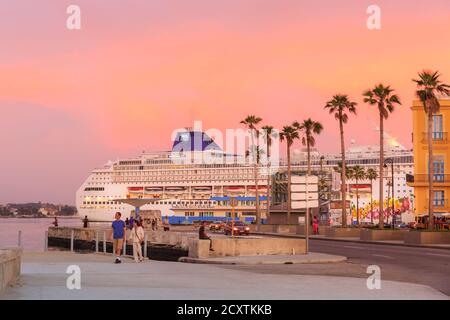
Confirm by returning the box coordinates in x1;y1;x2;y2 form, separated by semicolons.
220;238;450;296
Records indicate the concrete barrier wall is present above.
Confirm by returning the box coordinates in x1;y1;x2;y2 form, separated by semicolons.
325;227;361;238
404;231;450;244
0;248;22;292
360;229;408;241
188;237;306;259
249;224;298;233
48;227;111;241
48;227;197;250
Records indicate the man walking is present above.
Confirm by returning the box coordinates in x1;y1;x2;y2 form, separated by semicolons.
111;212;126;264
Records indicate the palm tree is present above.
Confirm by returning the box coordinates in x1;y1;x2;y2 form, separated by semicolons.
324;95;357;227
294;119;324;175
241;115;263;225
295;119;323;228
280;124;300;223
352;166;366;226
413;71;450;230
366;168;378;225
262;125;278;221
363;84;401;229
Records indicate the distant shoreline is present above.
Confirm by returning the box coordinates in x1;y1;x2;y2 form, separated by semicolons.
0;215;78;219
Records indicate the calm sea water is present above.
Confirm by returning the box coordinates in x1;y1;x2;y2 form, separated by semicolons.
0;217;88;251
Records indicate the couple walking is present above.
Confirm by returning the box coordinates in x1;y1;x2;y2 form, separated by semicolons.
112;212;145;264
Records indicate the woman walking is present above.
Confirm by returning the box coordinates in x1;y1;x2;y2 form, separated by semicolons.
129;220;145;263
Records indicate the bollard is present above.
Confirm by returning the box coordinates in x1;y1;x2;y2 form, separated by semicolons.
70;230;74;252
44;231;48;252
95;231;99;253
18;230;22;247
143;233;148;258
103;231;107;254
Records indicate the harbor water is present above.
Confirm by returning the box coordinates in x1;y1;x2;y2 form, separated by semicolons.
0;217;108;251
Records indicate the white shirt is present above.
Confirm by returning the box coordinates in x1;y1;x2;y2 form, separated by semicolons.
129;226;145;243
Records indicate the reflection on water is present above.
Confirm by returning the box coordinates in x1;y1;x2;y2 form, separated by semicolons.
0;217;109;251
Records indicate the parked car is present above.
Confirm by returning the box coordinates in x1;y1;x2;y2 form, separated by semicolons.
209;221;225;232
395;223;409;229
224;221;250;236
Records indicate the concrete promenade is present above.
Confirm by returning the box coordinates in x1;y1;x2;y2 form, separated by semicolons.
179;252;346;265
0;251;447;300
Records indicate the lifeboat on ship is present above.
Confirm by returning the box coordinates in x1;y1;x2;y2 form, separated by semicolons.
192;186;212;194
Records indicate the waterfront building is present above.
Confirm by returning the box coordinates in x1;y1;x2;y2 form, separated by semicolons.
407;98;450;215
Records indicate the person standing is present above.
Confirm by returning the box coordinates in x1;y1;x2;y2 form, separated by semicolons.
313;216;319;235
83;215;89;228
129;215;134;230
125;217;130;229
111;212;126;264
129;220;145;262
52;217;58;227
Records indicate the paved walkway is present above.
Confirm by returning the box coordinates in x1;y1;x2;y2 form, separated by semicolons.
179;252;346;265
0;251;447;300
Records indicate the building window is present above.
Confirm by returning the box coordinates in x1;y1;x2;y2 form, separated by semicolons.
434;190;445;207
433;158;445;182
433;115;444;140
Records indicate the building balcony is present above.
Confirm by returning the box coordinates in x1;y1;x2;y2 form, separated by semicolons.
421;132;448;143
425;199;449;209
406;174;450;186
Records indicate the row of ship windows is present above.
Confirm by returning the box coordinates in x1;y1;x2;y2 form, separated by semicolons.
87;180;262;185
82;200;258;206
112;163;414;171
111;171;253;179
114;168;255;173
83;201;121;205
184;212;214;217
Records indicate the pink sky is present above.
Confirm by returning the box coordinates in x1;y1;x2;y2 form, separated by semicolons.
1;0;450;204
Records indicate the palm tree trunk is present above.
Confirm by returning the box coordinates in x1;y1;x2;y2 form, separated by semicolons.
370;179;374;225
250;128;260;225
307;138;311;175
307;138;311;229
266;143;271;222
356;178;359;225
254;162;260;225
379;116;384;229
339;117;347;227
287;144;291;224
428;113;435;230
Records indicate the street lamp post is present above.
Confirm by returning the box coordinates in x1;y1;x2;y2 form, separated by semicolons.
384;158;395;229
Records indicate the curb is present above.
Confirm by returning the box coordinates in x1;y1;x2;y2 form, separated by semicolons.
251;232;450;250
178;255;347;265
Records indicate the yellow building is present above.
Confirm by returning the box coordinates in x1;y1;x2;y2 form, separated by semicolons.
408;99;450;215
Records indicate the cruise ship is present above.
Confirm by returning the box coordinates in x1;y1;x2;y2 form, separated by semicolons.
76;129;414;222
76;130;269;222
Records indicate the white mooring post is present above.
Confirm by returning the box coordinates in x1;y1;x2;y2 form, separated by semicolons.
103;231;107;254
44;231;48;251
143;233;148;259
95;231;99;253
18;230;22;247
70;230;74;252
